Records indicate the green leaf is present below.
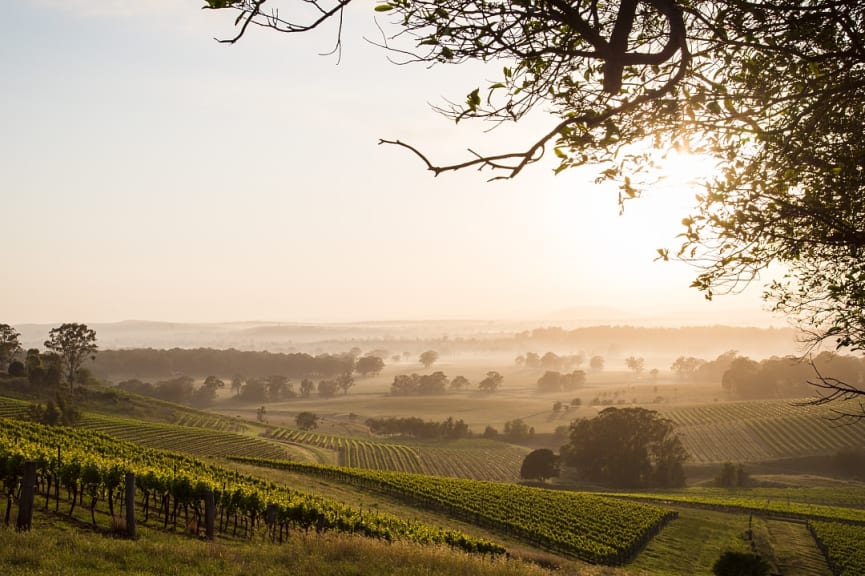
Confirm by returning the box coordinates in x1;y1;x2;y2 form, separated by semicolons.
374;4;394;12
466;88;481;111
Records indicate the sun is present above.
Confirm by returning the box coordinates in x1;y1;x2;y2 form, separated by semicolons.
654;148;720;189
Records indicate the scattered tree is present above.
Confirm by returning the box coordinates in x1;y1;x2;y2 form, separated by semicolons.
390;372;449;396
524;352;540;369
230;374;244;396
536;370;586;393
625;356;645;376
193;375;225;406
44;323;98;388
418;350;439;369
478;371;503;393
155;375;196;404
589;355;605;372
239;377;269;402
317;379;339;398
671;356;706;379
0;324;22;372
266;374;292;401
520;448;560;483
561;407;687;488
336;372;354;395
355;355;385;376
715;462;750;488
449;375;470;391
296;411;319;430
540;352;562;370
502;418;534;442
300;378;315;398
28;393;81;426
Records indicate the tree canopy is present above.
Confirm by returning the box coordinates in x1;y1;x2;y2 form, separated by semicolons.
560;407;686;488
520;448;560;483
0;324;22;373
43;323;98;387
203;1;865;404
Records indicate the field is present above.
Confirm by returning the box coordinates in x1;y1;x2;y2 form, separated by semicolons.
662;400;865;464
2;355;865;576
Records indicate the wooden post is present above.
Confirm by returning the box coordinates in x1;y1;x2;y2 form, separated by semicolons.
55;446;61;513
16;461;37;532
125;472;136;540
204;490;215;541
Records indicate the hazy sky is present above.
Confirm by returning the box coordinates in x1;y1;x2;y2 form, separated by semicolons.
2;1;781;326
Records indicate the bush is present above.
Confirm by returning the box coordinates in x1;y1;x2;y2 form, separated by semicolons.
712;551;770;576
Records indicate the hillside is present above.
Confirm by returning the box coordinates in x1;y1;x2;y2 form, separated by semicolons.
2;381;864;575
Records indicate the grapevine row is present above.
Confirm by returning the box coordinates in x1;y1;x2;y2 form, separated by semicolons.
236;458;676;565
267;427;525;481
0;418;505;556
808;521;865;575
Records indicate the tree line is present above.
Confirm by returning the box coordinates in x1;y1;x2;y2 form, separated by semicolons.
671;351;865;400
365;416;471;440
92;348;358;380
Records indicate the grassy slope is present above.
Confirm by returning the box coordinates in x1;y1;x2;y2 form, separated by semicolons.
0;384;849;575
1;513;596;576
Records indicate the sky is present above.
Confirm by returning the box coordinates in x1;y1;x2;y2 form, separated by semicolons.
1;1;782;327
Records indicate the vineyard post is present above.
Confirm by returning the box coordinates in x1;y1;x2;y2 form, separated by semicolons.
55;446;60;512
125;472;136;540
204;489;215;541
16;461;36;532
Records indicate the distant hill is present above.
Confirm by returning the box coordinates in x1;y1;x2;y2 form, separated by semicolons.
13;319;799;359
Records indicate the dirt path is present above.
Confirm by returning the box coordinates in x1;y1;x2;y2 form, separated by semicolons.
766;520;833;576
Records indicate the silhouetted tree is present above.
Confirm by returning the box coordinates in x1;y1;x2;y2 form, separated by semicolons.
478;371;503;393
300;378;315;398
317;379;338;398
355;355;385;376
296;411;319;430
230;374;244;396
503;418;533;442
561;407;687;488
193;375;224;406
44;323;97;388
0;324;22;372
625;356;645;376
520;449;560;483
419;350;439;369
449;375;470;391
336;372;354;395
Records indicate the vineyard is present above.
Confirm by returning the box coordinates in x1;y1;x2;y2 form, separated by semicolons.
236;458;677;565
606;490;865;524
266;427;528;481
809;521;865;576
0;418;505;556
0;396;30;419
662;400;865;464
76;413;294;462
